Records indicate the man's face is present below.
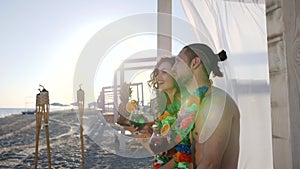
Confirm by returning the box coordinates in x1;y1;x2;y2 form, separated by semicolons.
172;49;193;85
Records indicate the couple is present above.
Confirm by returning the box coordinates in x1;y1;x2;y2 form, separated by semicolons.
144;43;240;169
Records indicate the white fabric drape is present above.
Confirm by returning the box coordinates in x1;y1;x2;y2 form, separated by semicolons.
180;0;272;168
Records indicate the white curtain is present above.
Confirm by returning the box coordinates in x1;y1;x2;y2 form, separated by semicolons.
179;0;272;168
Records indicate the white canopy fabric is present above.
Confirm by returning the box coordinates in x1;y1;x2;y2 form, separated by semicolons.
180;0;272;168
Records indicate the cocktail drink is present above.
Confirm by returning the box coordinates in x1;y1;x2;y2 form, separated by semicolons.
149;124;169;154
129;112;147;129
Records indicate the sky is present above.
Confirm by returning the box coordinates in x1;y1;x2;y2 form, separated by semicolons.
0;1;159;108
0;1;192;108
0;0;269;108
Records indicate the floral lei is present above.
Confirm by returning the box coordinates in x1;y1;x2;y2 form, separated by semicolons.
152;97;181;169
173;86;208;169
153;86;208;169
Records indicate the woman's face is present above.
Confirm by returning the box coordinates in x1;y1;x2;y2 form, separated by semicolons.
156;62;175;91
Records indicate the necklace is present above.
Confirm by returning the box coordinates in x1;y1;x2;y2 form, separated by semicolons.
152;96;181;169
173;86;209;169
195;86;209;99
151;86;209;169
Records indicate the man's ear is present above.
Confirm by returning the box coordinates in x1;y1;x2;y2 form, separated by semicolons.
190;57;201;69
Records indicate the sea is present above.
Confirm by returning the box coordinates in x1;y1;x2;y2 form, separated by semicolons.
0;106;74;118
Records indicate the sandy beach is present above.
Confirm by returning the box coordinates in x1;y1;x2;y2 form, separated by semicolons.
0;110;152;169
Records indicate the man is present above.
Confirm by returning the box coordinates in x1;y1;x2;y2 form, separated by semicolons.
172;43;240;169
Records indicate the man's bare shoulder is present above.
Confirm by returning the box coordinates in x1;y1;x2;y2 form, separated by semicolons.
203;87;239;114
195;87;240;142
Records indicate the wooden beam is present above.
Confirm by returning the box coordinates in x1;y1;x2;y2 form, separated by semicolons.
157;0;172;57
266;0;300;168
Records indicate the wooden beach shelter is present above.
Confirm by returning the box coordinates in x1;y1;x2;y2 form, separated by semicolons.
114;0;300;168
34;85;51;169
113;58;156;123
158;0;300;168
77;85;85;169
92;0;173;156
72;0;299;167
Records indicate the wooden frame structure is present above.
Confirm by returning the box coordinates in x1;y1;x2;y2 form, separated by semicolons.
113;57;156;123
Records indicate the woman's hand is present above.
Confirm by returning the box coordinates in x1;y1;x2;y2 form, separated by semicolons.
138;123;153;137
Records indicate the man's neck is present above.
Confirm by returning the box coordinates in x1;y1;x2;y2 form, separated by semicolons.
187;71;211;95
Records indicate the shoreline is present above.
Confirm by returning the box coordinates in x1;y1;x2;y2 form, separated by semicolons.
0;107;74;118
0;110;152;169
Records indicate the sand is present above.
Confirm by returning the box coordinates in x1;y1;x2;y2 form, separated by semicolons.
0;110;152;169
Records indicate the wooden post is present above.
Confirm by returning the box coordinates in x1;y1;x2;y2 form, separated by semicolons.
114;72;118;123
266;0;300;168
157;0;172;57
34;85;51;169
34;93;42;169
77;86;85;169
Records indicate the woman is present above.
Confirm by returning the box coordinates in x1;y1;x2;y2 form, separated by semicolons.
148;57;181;107
146;57;182;169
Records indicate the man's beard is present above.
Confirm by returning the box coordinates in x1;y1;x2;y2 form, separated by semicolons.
175;71;193;89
